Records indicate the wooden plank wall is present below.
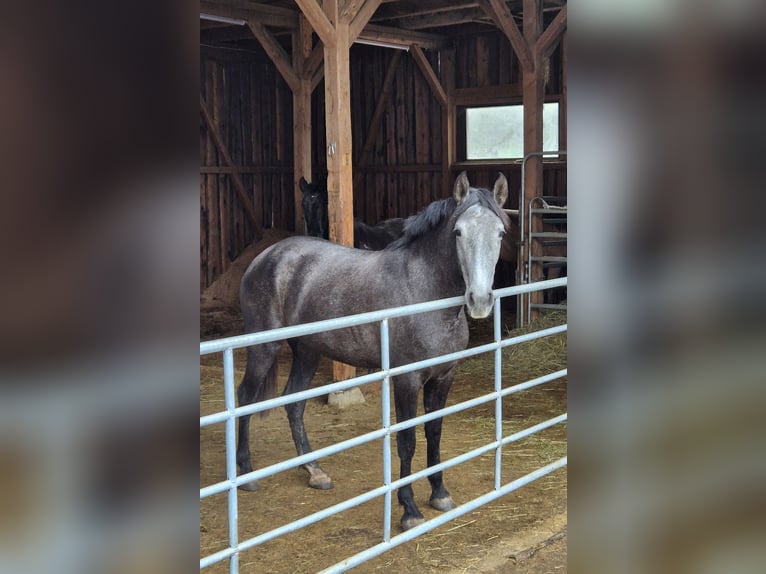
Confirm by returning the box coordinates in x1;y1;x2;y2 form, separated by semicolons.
199;29;565;291
200;51;294;290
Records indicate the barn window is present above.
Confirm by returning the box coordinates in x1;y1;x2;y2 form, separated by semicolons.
463;102;560;160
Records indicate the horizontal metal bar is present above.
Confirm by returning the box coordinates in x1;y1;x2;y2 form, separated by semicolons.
530;207;567;214
529;232;567;239
390;412;567;492
201;415;567;570
200;276;568;572
200;324;567;427
201;426;389;499
200;277;567;355
320;456;568;573
530;256;567;263
201;369;567;500
531;303;567;310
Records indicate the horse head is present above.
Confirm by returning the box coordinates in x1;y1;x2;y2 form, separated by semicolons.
452;171;509;319
300;177;328;239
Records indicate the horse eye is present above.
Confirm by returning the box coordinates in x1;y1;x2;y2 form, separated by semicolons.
454;228;462;237
499;230;506;238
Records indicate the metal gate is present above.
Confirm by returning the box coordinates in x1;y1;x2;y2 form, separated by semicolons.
200;277;567;573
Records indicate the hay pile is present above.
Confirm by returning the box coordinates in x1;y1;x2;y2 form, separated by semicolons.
503;310;567;379
201;228;293;310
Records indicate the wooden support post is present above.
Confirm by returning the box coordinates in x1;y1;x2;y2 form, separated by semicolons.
293;0;383;386
523;0;544;321
200;94;262;239
323;0;356;383
293;16;314;233
440;49;456;195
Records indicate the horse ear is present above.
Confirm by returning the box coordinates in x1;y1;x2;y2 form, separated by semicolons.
453;171;470;204
493;172;509;207
299;177;309;193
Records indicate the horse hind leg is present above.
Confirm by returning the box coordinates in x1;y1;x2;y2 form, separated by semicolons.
236;341;281;491
284;340;333;490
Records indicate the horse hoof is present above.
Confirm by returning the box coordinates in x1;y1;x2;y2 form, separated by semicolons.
238;480;260;492
308;475;334;490
430;495;456;512
400;515;425;531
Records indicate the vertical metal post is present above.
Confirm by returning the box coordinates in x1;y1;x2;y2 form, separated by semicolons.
379;319;392;542
493;298;503;490
518;150;567;327
223;347;239;573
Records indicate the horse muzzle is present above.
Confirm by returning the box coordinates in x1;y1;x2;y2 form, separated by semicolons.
466;290;494;319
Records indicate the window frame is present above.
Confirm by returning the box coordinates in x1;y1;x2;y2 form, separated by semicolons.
455;94;564;164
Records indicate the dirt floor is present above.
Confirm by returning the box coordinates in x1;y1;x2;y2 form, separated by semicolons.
200;302;567;573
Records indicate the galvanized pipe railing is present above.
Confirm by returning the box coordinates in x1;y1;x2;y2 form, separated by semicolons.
518;150;567;327
200;277;568;572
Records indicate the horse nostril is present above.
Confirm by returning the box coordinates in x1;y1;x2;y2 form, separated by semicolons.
468;292;475;308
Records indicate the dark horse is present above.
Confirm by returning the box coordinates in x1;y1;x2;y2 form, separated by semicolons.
239;172;510;531
299;176;405;250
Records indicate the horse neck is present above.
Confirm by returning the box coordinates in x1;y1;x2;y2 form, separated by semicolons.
405;221;464;297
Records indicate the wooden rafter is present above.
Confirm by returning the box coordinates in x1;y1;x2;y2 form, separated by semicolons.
357;23;449;50
247;21;300;92
535;5;567;58
371;0;479;21
479;0;534;72
349;0;384;44
294;0;337;47
395;7;488;31
410;46;447;108
200;94;262;238
302;43;324;78
341;0;367;22
200;0;298;28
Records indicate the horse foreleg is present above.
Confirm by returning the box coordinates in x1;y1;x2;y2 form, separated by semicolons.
423;372;457;512
393;376;424;531
284;342;332;490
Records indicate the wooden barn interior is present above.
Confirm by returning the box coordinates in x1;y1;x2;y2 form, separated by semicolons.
200;0;568;324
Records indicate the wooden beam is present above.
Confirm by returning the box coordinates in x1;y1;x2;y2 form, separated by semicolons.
356;24;450;50
453;83;523;105
294;0;337;48
199;94;262;238
200;166;292;174
479;0;534;73
302;43;324;78
522;0;544;319
200;1;298;29
353;50;403;188
396;7;487;31
372;0;479;21
440;48;456;194
311;63;325;92
322;0;357;383
341;0;366;22
293;15;314;233
247;21;300;92
410;45;447;108
535;5;567;58
349;0;384;45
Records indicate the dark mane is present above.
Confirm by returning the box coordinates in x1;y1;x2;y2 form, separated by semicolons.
386;186;510;250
